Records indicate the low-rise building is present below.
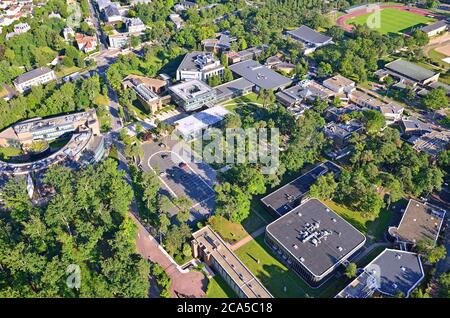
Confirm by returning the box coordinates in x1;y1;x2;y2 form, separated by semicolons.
228;59;292;92
383;59;440;86
63;27;75;41
421;20;447;37
324;120;363;148
168;79;217;111
13;22;30;34
400;116;432;135
202;32;236;53
176;52;225;82
226;45;268;64
265;199;366;287
322;75;356;95
75;33;97;53
349;90;403;123
276;80;334;107
174;105;229;141
108;30;129;48
388;199;446;250
286;25;333;54
126;17;145;33
192;226;272;298
261;161;341;216
214;78;255;103
169;13;184;30
408;129;450;157
13;67;57;93
336;249;424;298
122;74;169;113
103;4;122;24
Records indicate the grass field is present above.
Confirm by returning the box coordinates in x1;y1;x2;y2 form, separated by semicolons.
205;275;237;298
347;8;434;34
235;235;347;298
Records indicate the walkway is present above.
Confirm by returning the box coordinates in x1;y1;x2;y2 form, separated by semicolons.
130;213;208;298
230;226;266;251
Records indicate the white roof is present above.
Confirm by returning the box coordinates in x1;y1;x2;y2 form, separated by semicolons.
175;106;229;136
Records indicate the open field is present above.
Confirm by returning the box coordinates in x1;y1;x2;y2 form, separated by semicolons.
346;8;434;34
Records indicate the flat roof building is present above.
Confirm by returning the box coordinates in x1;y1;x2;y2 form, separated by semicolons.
122;75;169;114
384;59;440;85
421;20;447;37
276;80;335;107
265;199;366;286
228;60;292;91
214;78;255;103
169;79;217;112
261;161;341;216
322;74;355;95
336;249;424;298
176;51;225;82
192;226;273;298
13;67;57;93
400;116;432;135
408;129;450;157
324;120;363;148
389;199;446;250
286;25;333;54
173;105;229;141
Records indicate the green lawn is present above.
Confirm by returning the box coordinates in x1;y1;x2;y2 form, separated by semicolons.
221;93;264;111
0;147;22;159
55;65;82;77
323;199;404;243
235;235;346;298
347;8;434;34
206;275;237;298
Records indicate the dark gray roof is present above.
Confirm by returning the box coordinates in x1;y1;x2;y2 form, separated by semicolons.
261;161;341;215
228;60;292;90
266;199;366;277
337;249;424;298
421;20;447;33
214;78;255;100
14;67;54;85
287;25;332;45
103;4;120;18
385;59;438;83
177;51;222;72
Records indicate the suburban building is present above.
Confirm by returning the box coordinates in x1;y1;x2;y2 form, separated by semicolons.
214;78;255;103
273;62;296;74
169;13;184;30
13;22;29;34
276;80;334;107
378;102;404;124
75;33;97;53
421;20;448;37
323;75;356;95
174;105;230;141
400;116;432;135
408;129;450;157
103;4;122;24
202;32;236;53
176;52;225;82
286;25;333;54
336;249;424;298
108;30;129;48
126;17;145;33
13;67;57;93
228;59;292;91
349;90;403;123
122;75;170;113
388;199;446;250
96;0;112;11
168;79;217;111
324;120;363;148
383;59;440;86
261;161;341;216
192;226;272;298
265;199;366;287
226;45;268;64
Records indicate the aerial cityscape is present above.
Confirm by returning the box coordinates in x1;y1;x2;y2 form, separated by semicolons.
2;0;450;304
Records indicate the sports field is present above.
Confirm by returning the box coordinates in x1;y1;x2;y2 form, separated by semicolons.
346;8;434;34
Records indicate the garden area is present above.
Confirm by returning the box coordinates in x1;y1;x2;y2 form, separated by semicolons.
205;275;237;298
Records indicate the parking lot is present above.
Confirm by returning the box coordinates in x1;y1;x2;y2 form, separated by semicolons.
142;139;217;223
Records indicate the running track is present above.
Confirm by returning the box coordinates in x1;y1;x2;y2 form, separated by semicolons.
336;5;438;32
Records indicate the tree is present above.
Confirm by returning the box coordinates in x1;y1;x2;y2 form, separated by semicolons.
310;173;337;200
141;171;160;213
422;87;448;111
416;239;447;265
223;68;233;82
215;183;251;223
345;263;357;279
363;110;386;134
317;61;332;78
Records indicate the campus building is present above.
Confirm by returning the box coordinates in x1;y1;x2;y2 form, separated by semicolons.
324;120;363;148
214;78;255;103
168;79;217;111
276;80;334;107
202;32;236;53
173;105;229;141
336;249;424;298
382;59;440;86
192;226;273;298
126;17;145;33
13;67;57;93
229;60;292;92
286;25;333;54
122;74;170;113
421;20;447;37
388;199;446;250
322;74;356;95
261;161;341;216
265;199;366;287
176;52;225;82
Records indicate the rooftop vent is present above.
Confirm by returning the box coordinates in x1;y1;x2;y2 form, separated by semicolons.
337;246;343;252
396;254;402;260
332;218;337;223
293;244;298;249
299;257;305;262
401;266;406;272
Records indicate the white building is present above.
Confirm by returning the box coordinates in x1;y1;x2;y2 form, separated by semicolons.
13;67;57;93
108;31;129;48
13;22;30;34
169;13;184;30
63;27;75;41
323;74;355;95
126;17;145;33
176;52;225;82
